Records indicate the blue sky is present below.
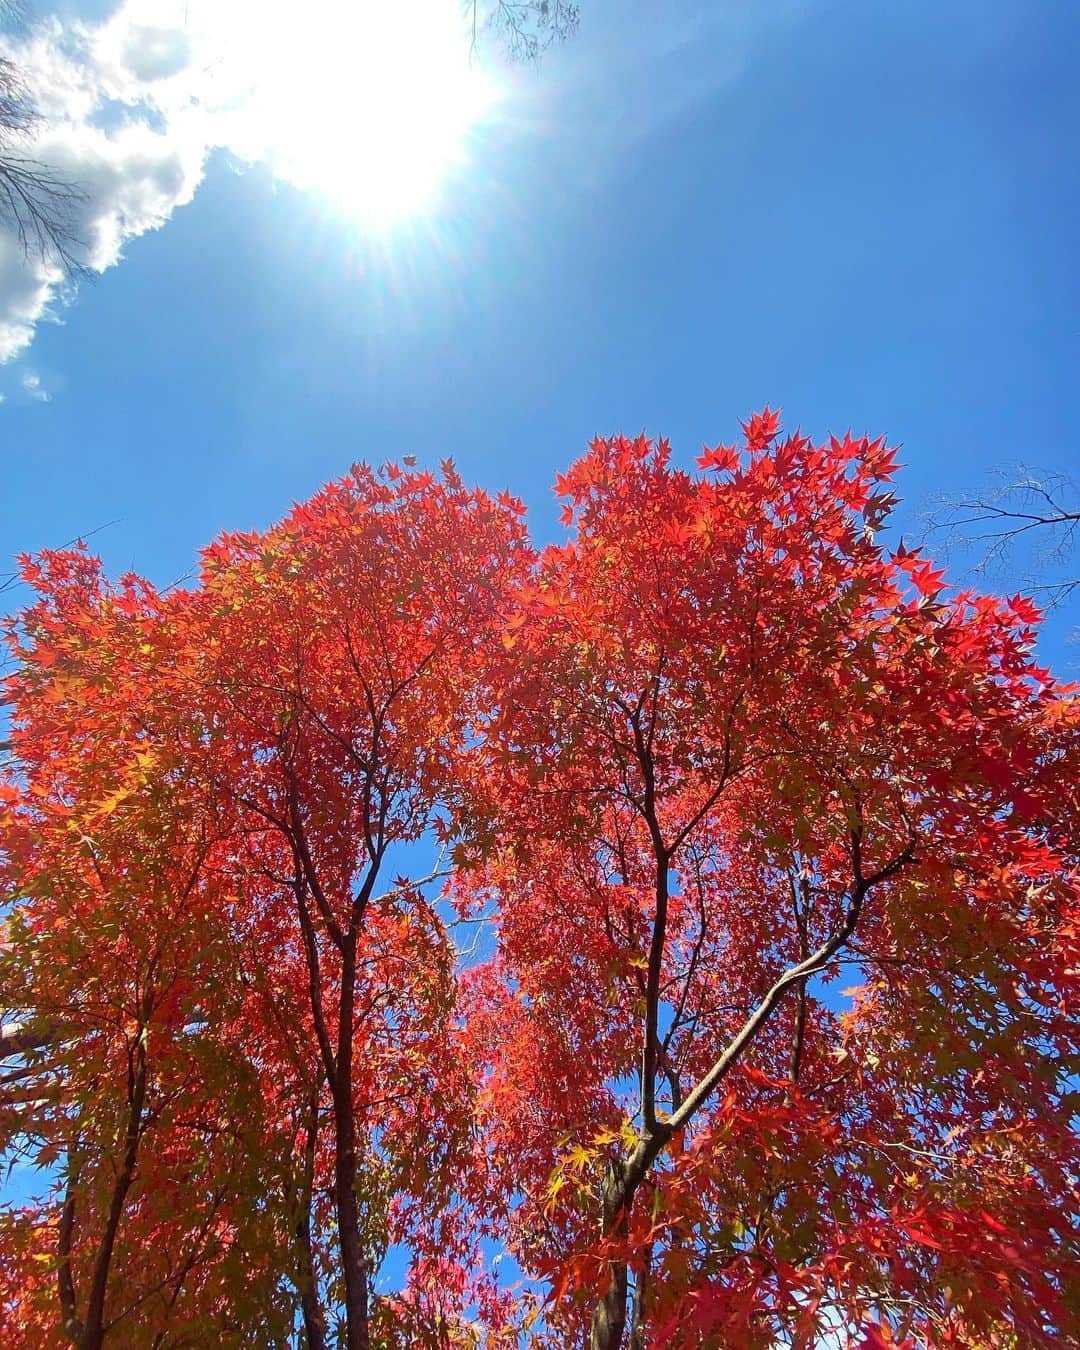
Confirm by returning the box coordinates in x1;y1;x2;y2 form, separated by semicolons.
2;0;1078;673
0;0;1077;1308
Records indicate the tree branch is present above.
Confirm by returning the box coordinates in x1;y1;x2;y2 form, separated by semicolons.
667;833;915;1136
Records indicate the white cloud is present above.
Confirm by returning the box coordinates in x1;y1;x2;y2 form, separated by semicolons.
0;0;808;369
0;0;493;363
20;369;50;400
0;4;215;361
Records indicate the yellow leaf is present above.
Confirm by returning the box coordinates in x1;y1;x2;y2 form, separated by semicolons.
98;787;131;817
567;1142;593;1172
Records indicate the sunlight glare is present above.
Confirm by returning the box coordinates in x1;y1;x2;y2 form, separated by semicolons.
246;0;495;227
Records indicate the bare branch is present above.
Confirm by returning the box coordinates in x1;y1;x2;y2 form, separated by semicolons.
0;48;89;276
468;0;580;62
924;464;1080;611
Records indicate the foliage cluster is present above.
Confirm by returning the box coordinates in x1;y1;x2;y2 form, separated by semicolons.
1;414;1077;1348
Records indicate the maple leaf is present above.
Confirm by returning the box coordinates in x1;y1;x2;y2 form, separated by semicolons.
740;405;782;450
907;559;948;596
697;442;740;473
1007;593;1043;626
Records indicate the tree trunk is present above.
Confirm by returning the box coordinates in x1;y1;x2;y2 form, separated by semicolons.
297;1087;329;1350
57;1162;83;1344
589;1132;667;1350
290;871;369;1349
81;1027;148;1349
629;1238;652;1350
334;936;370;1350
589;1160;631;1350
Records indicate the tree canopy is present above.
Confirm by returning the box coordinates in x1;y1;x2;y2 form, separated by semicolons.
2;414;1077;1348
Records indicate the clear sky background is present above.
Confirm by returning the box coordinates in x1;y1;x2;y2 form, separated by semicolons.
0;0;1077;1305
2;0;1078;669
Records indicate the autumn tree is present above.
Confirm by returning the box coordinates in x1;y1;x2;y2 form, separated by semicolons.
0;551;296;1346
455;415;1079;1347
171;460;532;1348
1;422;1077;1349
2;462;532;1346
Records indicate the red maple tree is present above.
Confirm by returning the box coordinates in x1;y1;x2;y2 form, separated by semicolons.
454;416;1079;1347
0;551;293;1346
2;418;1076;1348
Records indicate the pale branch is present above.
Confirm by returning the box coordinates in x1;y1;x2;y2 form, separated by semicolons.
450;908;498;961
665;833;916;1139
0;1015;60;1055
370;863;453;910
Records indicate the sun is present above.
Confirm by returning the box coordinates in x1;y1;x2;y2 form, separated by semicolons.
244;0;496;227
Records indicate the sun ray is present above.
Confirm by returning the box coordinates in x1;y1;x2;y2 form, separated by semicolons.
232;0;497;228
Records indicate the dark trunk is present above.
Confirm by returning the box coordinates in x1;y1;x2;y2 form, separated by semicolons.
589;1159;632;1350
297;1087;329;1350
334;934;370;1350
291;870;368;1350
629;1237;652;1349
81;1027;148;1349
58;1162;82;1343
588;1132;667;1350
